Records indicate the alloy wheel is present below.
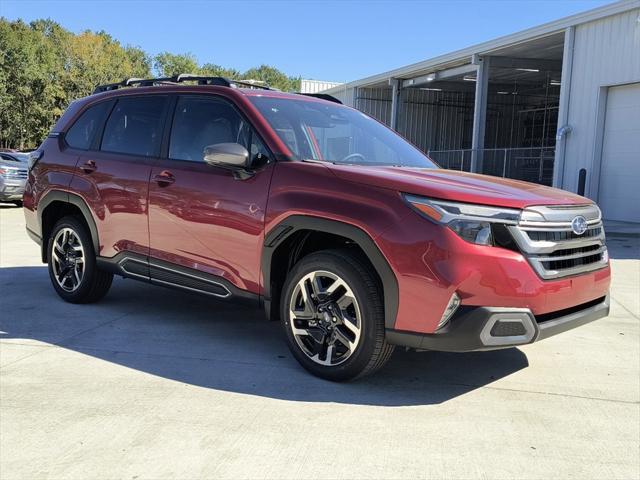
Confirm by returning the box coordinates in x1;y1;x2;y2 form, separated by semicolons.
288;270;362;366
51;227;85;292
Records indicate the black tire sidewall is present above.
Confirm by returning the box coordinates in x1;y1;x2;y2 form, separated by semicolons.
47;217;98;303
281;251;383;381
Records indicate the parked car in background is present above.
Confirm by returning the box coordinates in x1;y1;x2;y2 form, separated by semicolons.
0;152;29;206
24;75;611;381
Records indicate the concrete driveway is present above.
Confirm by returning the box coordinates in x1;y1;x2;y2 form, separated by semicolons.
1;204;638;479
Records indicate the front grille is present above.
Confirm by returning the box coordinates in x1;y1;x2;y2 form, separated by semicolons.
490;320;527;337
508;204;608;280
526;227;601;242
4;168;27;179
543;252;604;271
535;297;606;323
547;244;601;257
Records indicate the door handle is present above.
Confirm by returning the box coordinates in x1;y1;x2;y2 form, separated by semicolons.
153;170;175;186
80;160;97;173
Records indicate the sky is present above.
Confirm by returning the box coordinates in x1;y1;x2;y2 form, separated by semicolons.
1;0;613;82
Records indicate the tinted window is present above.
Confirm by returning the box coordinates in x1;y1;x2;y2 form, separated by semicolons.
170;96;262;163
249;135;270;169
101;96;167;157
236;119;271;168
65;102;111;150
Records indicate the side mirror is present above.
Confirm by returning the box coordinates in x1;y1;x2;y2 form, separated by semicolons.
203;143;250;169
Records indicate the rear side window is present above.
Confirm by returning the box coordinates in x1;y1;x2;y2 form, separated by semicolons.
101;96;167;157
65;102;111;150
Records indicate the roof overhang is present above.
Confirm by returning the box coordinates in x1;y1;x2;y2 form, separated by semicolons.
324;0;638;93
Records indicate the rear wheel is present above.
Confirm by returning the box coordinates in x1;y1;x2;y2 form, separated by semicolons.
281;249;394;381
47;216;113;303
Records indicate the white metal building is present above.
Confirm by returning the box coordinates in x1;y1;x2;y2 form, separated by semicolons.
323;0;640;222
300;79;343;94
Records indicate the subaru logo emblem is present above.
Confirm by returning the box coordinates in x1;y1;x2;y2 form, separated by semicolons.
571;216;588;235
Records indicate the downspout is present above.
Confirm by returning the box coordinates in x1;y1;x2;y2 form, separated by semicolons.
553;26;576;189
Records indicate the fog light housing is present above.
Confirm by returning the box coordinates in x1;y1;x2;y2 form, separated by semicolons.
437;292;460;331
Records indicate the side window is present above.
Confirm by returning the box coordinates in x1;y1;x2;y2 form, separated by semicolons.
234;115;271;168
169;96;248;162
65;102;111;150
101;96;167;157
249;133;271;169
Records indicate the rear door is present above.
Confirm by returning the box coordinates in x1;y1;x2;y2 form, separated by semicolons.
69;95;169;260
147;94;274;296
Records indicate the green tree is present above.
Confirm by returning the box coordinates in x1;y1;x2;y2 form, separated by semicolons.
200;63;241;79
0;18;301;149
0;19;66;149
153;52;198;77
124;46;152;78
242;64;300;91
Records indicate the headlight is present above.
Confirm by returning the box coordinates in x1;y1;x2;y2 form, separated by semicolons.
448;219;493;245
403;194;521;246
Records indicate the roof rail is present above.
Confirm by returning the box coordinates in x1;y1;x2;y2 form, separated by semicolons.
92;74;273;94
300;93;343;104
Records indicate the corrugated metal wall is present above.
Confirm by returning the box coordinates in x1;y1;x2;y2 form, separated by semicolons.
301;79;344;94
398;89;473;152
327;86;357;105
355;87;393;126
563;8;640;197
353;86;558;154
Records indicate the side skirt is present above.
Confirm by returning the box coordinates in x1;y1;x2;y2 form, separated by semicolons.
96;252;259;307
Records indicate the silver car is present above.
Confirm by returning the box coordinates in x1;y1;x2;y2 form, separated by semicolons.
0;152;29;206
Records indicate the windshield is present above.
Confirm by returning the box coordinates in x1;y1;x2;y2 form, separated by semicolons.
249;96;438;168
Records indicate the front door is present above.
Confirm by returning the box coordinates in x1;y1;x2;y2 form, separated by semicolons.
148;95;274;296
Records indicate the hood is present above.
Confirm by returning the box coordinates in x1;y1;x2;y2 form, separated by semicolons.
326;165;590;209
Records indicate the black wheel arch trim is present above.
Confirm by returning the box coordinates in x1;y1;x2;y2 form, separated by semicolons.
37;190;100;263
261;215;399;329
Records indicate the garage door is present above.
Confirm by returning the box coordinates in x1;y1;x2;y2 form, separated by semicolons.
598;82;640;223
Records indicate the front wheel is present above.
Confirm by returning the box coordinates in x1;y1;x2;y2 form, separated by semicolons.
47;216;113;303
281;249;394;381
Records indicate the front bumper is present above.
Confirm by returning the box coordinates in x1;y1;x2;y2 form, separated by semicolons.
0;180;26;201
386;295;609;351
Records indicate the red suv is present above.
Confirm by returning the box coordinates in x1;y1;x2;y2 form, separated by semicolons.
24;75;611;381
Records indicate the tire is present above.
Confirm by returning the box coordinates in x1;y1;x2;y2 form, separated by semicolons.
281;249;394;381
47;216;113;303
